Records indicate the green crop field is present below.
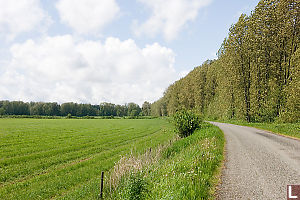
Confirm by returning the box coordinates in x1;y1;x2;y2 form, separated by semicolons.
0;118;175;199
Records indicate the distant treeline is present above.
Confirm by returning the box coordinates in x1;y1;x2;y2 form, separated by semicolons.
0;101;151;117
151;0;299;123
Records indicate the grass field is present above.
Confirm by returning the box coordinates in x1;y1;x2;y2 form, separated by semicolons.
0;118;175;199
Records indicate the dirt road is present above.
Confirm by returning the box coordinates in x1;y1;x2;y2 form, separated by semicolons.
210;122;300;200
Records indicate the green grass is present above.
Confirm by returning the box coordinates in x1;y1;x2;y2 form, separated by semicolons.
0;118;175;200
111;123;225;200
213;119;300;139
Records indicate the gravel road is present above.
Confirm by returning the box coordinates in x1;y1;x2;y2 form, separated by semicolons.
210;122;300;200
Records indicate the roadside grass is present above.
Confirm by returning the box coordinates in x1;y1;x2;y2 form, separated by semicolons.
0;118;175;199
108;123;224;200
212;119;300;139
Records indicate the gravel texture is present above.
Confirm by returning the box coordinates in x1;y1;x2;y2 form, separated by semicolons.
210;122;300;200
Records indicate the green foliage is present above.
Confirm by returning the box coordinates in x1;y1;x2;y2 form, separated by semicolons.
117;172;148;200
173;109;202;138
278;48;300;123
0;100;145;118
152;0;299;123
0;107;5;115
130;110;139;117
127;103;142;117
0;115;61;119
82;115;94;119
66;113;72;118
142;101;151;116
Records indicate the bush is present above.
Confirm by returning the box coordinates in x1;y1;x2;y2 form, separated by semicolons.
173;109;202;138
127;173;148;200
82;115;95;119
101;115;114;119
66;113;72;119
0;115;61;119
118;172;148;200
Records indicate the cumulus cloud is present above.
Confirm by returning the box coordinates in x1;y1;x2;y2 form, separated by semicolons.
56;0;120;35
134;0;212;41
0;0;51;40
0;36;178;105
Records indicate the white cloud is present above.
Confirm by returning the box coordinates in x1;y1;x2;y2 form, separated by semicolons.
0;36;178;105
56;0;120;35
134;0;212;41
0;0;51;40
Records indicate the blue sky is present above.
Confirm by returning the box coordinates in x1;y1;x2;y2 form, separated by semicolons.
0;0;260;105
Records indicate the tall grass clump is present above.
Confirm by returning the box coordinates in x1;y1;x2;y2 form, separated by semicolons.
116;172;148;200
173;109;202;138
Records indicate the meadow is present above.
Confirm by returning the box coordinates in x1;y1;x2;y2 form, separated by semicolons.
0;118;175;199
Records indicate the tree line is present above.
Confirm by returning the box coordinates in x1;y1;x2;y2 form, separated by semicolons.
151;0;299;123
0;100;152;117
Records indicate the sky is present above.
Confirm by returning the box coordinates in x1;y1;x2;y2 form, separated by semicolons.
0;0;260;105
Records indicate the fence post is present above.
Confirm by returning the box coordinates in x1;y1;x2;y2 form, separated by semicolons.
110;176;111;194
100;171;104;199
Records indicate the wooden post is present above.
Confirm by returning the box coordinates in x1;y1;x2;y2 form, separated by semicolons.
100;171;104;199
109;176;111;194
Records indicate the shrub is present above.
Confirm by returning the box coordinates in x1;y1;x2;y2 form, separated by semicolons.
118;172;148;200
127;172;147;200
101;115;114;119
83;115;95;119
66;113;72;119
173;109;202;138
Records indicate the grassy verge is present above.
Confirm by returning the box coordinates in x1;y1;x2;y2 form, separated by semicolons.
107;122;224;199
213;119;300;139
